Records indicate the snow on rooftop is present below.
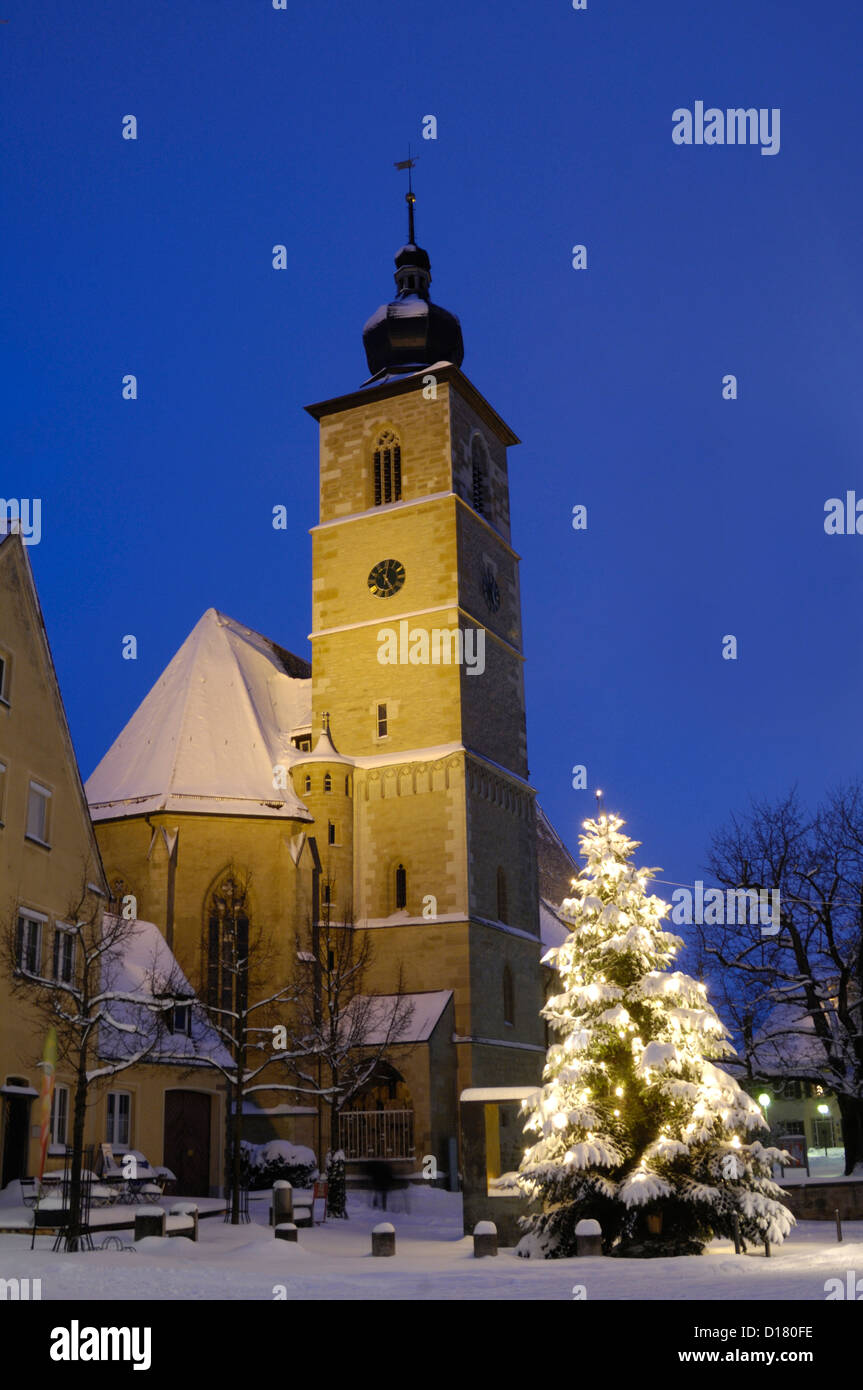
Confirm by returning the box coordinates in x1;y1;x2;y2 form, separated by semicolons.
460;1086;540;1103
99;916;232;1069
86;609;313;822
539;898;571;952
344;990;452;1045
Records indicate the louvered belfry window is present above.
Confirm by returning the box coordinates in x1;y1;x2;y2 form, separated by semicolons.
374;430;402;506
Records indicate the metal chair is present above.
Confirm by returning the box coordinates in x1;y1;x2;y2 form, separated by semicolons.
49;1146;96;1252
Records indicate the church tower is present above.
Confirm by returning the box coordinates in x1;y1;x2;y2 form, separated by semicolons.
303;191;546;1154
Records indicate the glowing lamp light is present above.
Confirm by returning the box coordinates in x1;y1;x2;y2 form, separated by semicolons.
817;1103;830;1115
757;1093;771;1108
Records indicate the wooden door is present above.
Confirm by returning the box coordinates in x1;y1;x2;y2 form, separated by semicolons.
1;1096;31;1186
164;1091;211;1196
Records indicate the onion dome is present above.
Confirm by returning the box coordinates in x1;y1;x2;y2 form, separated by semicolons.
362;191;464;381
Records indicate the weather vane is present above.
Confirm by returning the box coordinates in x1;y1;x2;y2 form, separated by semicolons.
393;146;418;242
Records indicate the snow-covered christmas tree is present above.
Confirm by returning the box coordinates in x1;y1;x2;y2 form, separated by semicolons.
518;814;794;1258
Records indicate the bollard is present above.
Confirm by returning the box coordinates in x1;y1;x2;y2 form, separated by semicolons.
275;1223;298;1243
835;1209;843;1243
473;1221;498;1258
371;1221;396;1257
134;1206;166;1241
575;1218;603;1257
270;1180;293;1227
170;1202;199;1242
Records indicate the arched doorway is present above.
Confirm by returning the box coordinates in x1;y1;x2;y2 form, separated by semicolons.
164;1091;212;1196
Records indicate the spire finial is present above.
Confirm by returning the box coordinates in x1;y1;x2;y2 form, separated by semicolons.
394;148;418;243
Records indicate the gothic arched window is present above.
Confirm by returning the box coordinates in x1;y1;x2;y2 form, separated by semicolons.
323;773;332;793
373;430;402;506
304;774;312;793
471;435;487;517
206;875;250;1015
497;866;508;924
395;863;407;910
503;964;515;1025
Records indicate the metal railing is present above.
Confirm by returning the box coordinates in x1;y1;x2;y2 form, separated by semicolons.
340;1109;415;1161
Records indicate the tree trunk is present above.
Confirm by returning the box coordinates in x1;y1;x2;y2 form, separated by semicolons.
836;1093;863;1175
67;1040;89;1251
330;1086;340;1154
230;1055;244;1224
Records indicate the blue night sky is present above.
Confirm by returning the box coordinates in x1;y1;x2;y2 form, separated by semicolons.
4;1;863;903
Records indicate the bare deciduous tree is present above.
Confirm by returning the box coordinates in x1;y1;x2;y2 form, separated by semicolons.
162;867;308;1224
698;786;863;1174
3;870;178;1247
288;903;414;1216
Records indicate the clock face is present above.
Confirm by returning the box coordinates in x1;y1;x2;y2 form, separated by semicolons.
481;566;501;612
368;558;406;598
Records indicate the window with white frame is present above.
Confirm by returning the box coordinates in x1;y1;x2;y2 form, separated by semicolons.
52;924;75;984
16;910;44;975
376;702;388;739
50;1083;69;1146
25;781;52;845
106;1091;131;1148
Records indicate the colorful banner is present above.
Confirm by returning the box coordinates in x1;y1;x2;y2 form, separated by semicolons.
36;1027;57;1181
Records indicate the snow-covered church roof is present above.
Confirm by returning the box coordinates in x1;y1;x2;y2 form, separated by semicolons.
99;916;233;1070
86;609;314;822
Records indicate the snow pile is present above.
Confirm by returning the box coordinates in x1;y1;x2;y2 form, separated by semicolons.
240;1141;317;1191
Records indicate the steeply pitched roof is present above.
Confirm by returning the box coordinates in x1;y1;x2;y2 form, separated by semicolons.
536;804;579;904
0;532;107;890
86;609;313;822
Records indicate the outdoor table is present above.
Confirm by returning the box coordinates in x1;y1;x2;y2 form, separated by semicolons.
89;1183;119;1207
41;1168;98;1184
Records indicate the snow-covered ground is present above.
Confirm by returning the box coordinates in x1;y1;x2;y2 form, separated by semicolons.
775;1147;859;1184
0;1186;859;1301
